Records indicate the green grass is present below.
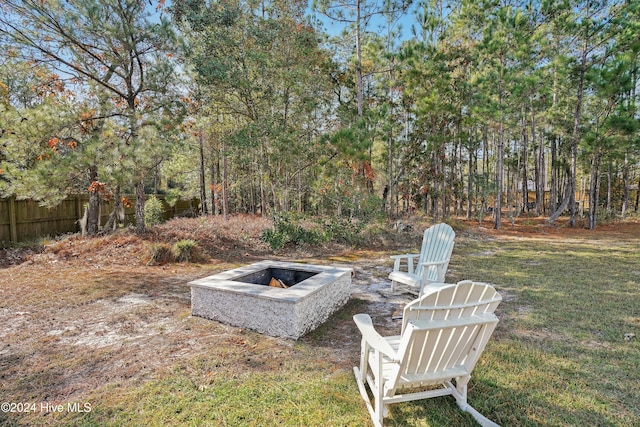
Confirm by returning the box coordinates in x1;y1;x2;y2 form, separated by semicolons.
66;370;366;426
4;229;640;426
445;235;640;426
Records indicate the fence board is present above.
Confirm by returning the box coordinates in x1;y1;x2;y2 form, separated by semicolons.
0;198;12;245
0;195;199;247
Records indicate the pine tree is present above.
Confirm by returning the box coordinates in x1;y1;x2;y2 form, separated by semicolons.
0;0;183;233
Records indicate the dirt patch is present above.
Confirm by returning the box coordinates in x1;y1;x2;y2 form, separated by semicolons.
464;215;640;242
0;245;45;268
0;219;413;416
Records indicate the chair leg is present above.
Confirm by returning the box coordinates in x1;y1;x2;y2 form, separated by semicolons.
373;350;386;426
452;377;469;410
353;366;383;427
463;405;501;427
450;379;501;427
374;383;384;426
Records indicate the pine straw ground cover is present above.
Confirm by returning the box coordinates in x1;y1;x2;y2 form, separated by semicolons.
1;215;639;426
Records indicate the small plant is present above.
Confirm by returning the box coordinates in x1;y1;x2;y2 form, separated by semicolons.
146;242;174;265
172;239;202;262
144;196;165;227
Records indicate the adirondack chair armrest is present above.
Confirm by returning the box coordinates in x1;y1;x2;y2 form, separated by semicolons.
418;259;448;267
353;314;399;361
419;260;448;278
416;260;451;297
390;253;419;260
390;253;420;274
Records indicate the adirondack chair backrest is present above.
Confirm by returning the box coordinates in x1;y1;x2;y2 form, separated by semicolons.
416;223;456;282
402;281;502;334
388;313;499;395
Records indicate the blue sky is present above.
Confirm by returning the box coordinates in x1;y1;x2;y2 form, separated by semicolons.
153;0;421;44
308;1;421;43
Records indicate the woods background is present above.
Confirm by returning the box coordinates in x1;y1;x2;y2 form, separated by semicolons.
1;0;639;237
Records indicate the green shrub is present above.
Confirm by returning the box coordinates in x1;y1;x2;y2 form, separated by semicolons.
146;243;174;265
322;216;363;245
144;196;165;227
353;193;384;221
261;213;323;250
261;228;288;250
172;239;202;262
443;217;468;233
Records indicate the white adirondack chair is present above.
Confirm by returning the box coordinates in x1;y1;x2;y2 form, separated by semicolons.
389;223;455;296
353;282;502;427
401;280;502;333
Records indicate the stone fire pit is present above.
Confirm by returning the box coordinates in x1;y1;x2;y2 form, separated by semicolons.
189;260;353;339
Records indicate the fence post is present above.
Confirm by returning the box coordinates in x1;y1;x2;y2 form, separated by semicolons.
8;196;17;244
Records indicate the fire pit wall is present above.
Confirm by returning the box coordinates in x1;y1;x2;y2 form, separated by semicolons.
189;261;353;339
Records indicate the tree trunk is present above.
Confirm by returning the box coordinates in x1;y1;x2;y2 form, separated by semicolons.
211;156;218;215
606;160;612;212
495;90;504;230
588;149;601;230
297;172;303;213
552;13;589;226
457;133;464;215
432;150;439;220
87;165;100;235
621;155;629;220
388;88;394;218
135;180;146;234
153;161;159;195
198;132;208;215
521;112;529;213
222;139;228;220
550;135;558;212
534;111;545;215
248;180;255;213
466;147;474;220
628;60;638;214
548;179;571;223
483;126;489;177
103;186;123;232
536;131;547;215
259;140;267;217
355;0;363;119
550;62;559;214
635;175;640;212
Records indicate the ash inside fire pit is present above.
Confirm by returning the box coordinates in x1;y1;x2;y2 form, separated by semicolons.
235;267;318;288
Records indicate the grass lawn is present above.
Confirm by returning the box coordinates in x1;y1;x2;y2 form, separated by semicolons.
1;216;639;426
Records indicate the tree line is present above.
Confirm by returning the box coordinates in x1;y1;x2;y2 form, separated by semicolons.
1;0;638;234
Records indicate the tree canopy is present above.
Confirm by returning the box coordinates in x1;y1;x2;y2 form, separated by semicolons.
1;0;638;231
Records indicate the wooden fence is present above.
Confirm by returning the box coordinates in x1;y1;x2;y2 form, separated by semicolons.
0;195;199;247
